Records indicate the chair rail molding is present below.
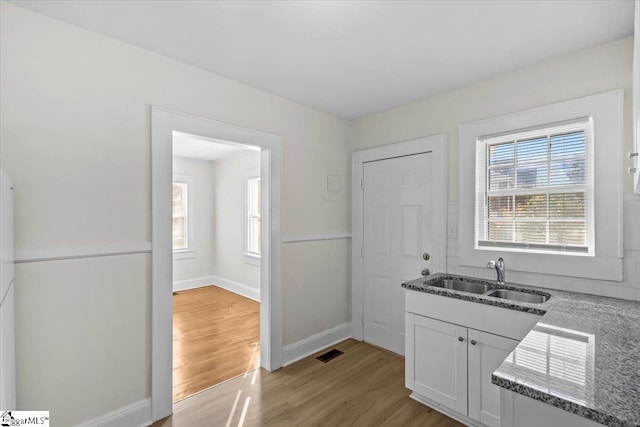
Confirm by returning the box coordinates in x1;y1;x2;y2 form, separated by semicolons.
15;242;152;263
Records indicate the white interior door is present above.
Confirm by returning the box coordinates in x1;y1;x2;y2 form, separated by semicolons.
363;152;433;355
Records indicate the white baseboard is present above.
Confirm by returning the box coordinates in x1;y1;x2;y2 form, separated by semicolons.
74;398;151;427
210;275;260;302
173;275;260;302
282;322;352;366
172;275;216;292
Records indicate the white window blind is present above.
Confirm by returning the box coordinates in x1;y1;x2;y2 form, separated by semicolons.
475;118;594;254
172;182;188;250
247;177;261;256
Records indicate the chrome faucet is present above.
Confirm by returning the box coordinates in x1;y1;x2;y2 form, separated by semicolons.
487;257;506;284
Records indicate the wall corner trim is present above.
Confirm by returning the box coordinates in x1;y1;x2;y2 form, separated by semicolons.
73;398;151;427
282;322;352;366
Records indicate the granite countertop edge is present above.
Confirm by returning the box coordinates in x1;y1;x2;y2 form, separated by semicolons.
489;374;634;427
402;272;640;427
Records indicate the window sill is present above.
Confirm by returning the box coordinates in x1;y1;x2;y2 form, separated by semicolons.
475;244;592;257
244;253;261;266
173;250;196;260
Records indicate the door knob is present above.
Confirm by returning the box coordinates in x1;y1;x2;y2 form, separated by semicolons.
470;340;477;346
422;253;430;261
421;268;430;276
458;337;464;342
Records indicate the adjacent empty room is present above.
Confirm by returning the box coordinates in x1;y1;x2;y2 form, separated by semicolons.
172;132;262;401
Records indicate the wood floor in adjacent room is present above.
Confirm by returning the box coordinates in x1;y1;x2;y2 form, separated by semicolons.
173;285;260;402
156;339;462;427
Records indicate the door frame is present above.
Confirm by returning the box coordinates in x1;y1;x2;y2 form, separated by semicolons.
150;107;283;421
351;134;448;341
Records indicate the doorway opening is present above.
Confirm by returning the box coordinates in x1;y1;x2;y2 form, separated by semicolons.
150;107;283;421
171;132;262;401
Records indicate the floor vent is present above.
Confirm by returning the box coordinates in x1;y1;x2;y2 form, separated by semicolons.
316;349;344;363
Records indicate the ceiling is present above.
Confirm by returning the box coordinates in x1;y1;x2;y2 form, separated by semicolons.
11;1;635;119
172;132;257;161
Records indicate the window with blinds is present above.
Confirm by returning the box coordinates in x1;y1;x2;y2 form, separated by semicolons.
246;177;261;256
172;182;188;250
475;118;594;254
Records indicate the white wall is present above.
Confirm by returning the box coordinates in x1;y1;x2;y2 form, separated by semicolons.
284;239;350;344
352;37;640;300
0;3;350;425
14;255;149;425
212;151;260;291
351;37;634;196
172;157;216;283
173;151;262;295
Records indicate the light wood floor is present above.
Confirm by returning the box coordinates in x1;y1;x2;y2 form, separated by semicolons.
173;285;260;401
156;339;462;426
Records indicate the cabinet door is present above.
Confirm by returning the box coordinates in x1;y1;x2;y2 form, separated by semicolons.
468;329;518;427
407;313;468;414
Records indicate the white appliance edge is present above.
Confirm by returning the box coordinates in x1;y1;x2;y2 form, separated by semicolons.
0;168;16;409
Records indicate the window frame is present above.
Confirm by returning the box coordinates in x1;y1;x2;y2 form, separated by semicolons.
475;118;595;256
244;169;261;266
458;90;623;281
172;174;195;259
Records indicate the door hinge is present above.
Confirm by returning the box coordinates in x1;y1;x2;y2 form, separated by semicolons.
361;247;364;258
361;178;364;190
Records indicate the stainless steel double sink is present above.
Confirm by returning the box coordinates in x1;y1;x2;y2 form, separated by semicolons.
428;278;550;304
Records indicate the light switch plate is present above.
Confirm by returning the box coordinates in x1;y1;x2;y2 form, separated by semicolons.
327;174;341;193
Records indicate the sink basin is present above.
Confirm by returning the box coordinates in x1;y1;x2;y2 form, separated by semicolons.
429;279;492;295
486;289;550;304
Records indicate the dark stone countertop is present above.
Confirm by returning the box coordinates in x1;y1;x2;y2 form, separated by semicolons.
402;273;640;427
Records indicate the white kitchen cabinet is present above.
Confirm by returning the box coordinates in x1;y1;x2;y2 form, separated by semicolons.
468;330;518;427
406;312;519;426
405;290;540;427
0;169;15;410
0;285;15;409
407;314;468;414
